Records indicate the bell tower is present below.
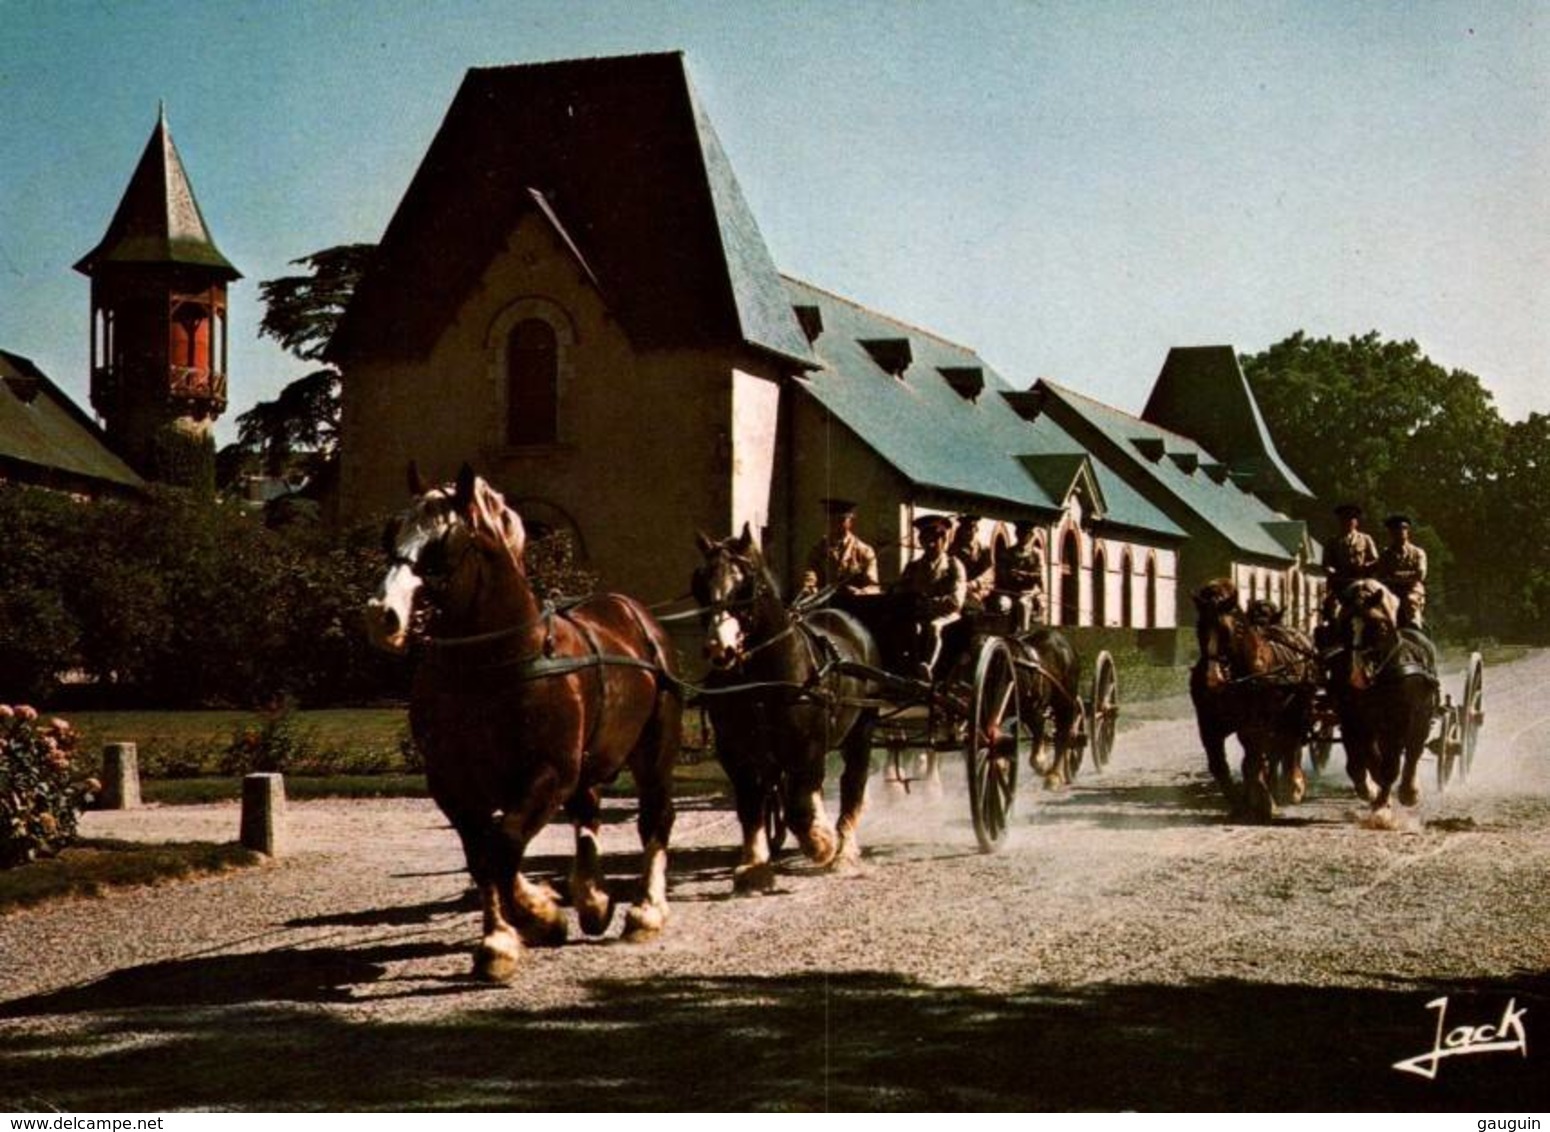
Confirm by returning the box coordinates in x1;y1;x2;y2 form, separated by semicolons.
74;106;240;484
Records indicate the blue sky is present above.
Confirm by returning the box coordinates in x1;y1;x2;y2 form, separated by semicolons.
3;0;1546;445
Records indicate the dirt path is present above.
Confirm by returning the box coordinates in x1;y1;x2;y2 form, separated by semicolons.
2;652;1548;1111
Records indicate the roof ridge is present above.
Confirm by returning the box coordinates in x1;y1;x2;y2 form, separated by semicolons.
466;50;684;77
780;274;984;357
1040;378;1204;449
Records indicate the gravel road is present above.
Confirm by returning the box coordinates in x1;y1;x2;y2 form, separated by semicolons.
2;651;1547;1111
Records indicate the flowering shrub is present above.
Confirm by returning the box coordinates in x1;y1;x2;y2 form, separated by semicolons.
219;699;313;775
0;705;98;868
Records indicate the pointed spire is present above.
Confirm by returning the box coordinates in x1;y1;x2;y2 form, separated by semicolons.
74;106;240;279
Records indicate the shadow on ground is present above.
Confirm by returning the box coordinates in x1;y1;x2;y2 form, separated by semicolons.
1;955;1545;1111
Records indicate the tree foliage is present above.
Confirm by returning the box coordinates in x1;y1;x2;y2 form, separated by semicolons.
0;485;402;708
1241;331;1534;637
226;244;374;486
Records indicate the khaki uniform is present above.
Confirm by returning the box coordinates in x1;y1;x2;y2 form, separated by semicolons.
804;533;879;595
952;539;996;609
1376;542;1428;628
994;535;1047;630
1322;529;1378;618
896;552;967;677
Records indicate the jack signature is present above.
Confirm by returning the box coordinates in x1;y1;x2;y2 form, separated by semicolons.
1393;996;1528;1080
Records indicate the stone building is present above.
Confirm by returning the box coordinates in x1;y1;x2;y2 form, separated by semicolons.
331;51;1314;639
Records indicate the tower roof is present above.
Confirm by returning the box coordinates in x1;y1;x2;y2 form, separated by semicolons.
1140;345;1311;500
74;107;240;280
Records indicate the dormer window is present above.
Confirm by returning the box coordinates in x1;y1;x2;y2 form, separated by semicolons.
859;337;912;378
939;366;984;402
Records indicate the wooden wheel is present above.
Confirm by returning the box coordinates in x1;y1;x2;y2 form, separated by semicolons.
1435;704;1462;791
1089;649;1119;771
1460;652;1484;782
965;637;1027;852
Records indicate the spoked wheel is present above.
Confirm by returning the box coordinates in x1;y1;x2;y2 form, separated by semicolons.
1460;652;1485;782
1436;703;1463;791
965;637;1029;852
1065;698;1090;781
763;776;788;853
1089;650;1119;771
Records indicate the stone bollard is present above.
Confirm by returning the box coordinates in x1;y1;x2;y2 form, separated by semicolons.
240;772;287;856
100;742;141;810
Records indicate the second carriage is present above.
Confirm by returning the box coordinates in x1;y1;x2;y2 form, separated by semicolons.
829;596;1122;852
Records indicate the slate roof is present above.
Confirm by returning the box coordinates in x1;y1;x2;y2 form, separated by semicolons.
330;52;813;367
0;350;145;493
1141;346;1312;500
74;108;239;279
1037;379;1312;562
785;277;1183;540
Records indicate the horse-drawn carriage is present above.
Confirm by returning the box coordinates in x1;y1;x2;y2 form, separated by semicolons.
1192;576;1486;823
693;528;1120;858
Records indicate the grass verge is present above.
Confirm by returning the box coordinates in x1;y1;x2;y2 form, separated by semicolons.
0;839;264;915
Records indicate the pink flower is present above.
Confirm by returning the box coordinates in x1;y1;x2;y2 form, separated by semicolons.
0;705;13;721
16;705;38;722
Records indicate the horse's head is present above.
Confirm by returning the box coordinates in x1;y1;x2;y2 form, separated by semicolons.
365;462;527;653
1333;578;1400;689
691;523;777;670
1192;579;1241;688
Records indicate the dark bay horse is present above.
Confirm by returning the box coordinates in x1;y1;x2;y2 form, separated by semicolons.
1014;628;1084;789
692;526;880;893
365;464;681;982
1327;579;1440;819
1191;579;1320;821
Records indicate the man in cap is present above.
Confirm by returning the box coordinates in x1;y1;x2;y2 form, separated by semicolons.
993;520;1047;631
1321;502;1378;621
949;513;996;613
895;514;967;681
801;497;879;599
1375;513;1427;630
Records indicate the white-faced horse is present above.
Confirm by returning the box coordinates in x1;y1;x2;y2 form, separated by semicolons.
365;464;681;982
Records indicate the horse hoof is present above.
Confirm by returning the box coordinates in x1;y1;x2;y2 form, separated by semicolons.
577;893;615;938
827;843;865;875
802;828;838;868
623;902;666;939
1398;783;1420;808
1244;783;1275;823
733;862;776;895
1042;772;1067;792
515;911;568;949
473;934;521;983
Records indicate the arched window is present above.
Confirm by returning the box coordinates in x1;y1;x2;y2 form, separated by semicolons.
1059;529;1081;627
1092;545;1108;627
1120;549;1134;628
507;317;559;445
1145;553;1159;629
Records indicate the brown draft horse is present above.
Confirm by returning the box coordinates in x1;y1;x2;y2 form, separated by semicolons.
1190;579;1320;821
365;464;681;982
692;526;880;893
1327;579;1440;819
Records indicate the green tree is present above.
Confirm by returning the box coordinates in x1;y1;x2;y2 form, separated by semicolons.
226;243;374;485
1241;331;1506;632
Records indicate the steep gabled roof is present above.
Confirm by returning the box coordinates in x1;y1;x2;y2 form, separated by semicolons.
1141;346;1311;500
74;107;239;279
329;52;813;367
1038;379;1307;561
0;350;145;492
786;277;1182;539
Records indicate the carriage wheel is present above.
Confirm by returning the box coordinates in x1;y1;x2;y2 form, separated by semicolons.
1065;698;1090;780
1460;652;1485;782
1089;650;1119;771
965;637;1026;852
1435;704;1462;791
763;777;788;853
